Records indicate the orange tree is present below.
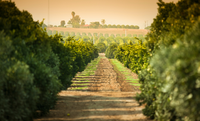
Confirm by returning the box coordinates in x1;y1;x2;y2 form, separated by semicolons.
136;0;200;120
115;40;149;74
0;1;98;120
114;0;200;120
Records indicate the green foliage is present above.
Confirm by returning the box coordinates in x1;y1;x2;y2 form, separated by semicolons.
50;35;98;89
42;24;47;29
96;42;107;53
135;68;157;119
145;26;151;30
105;43;118;59
60;20;65;27
81;19;85;26
93;33;98;37
127;34;132;37
59;31;64;36
68;11;81;28
52;30;57;35
27;56;61;115
47;30;52;36
99;33;103;37
116;34;120;37
103;24;107;28
88;32;92;37
70;32;75;36
0;31;39;121
134;25;139;29
98;36;105;43
138;34;143;38
101;19;105;25
82;35;90;42
74;35;81;40
115;36;123;45
0;1;99;120
134;0;200;120
105;33;109;38
115;40;149;74
133;34;137;37
150;19;200;120
146;0;200;51
90;22;100;28
108;24;112;28
64;31;69;37
70;34;141;46
82;32;86;36
76;32;81;36
102;24;139;29
138;35;145;42
0;1;61;116
106;36;115;45
122;37;130;44
110;34;115;38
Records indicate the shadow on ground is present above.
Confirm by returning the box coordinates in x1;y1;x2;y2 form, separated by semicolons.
34;91;150;121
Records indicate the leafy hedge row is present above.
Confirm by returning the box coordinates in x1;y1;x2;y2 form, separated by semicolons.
105;43;118;59
96;42;107;53
136;19;200;121
115;0;200;120
0;1;98;121
115;40;149;74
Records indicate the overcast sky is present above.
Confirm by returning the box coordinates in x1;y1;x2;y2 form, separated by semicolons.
12;0;179;29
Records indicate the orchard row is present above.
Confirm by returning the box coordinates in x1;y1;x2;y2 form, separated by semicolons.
0;1;98;121
106;0;200;120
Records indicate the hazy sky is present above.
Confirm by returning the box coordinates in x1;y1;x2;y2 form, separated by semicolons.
12;0;179;29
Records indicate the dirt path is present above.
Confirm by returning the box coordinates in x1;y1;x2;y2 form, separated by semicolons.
34;54;150;121
48;27;149;36
89;56;120;92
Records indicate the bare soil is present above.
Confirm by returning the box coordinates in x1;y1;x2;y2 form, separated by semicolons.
34;53;151;121
48;27;149;36
111;60;140;92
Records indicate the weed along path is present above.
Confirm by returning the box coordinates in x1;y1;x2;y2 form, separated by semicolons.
34;53;150;121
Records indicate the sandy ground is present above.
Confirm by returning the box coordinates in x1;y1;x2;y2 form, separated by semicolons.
34;54;151;121
48;27;149;36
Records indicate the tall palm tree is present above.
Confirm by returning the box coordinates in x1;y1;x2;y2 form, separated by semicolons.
81;19;85;25
101;19;105;25
71;11;75;18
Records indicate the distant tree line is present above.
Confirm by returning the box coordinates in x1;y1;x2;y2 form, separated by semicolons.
85;21;139;29
46;11;139;29
145;26;151;30
99;24;139;29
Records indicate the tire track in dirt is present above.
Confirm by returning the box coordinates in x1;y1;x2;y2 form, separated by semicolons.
89;57;121;92
110;59;141;92
34;53;151;121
